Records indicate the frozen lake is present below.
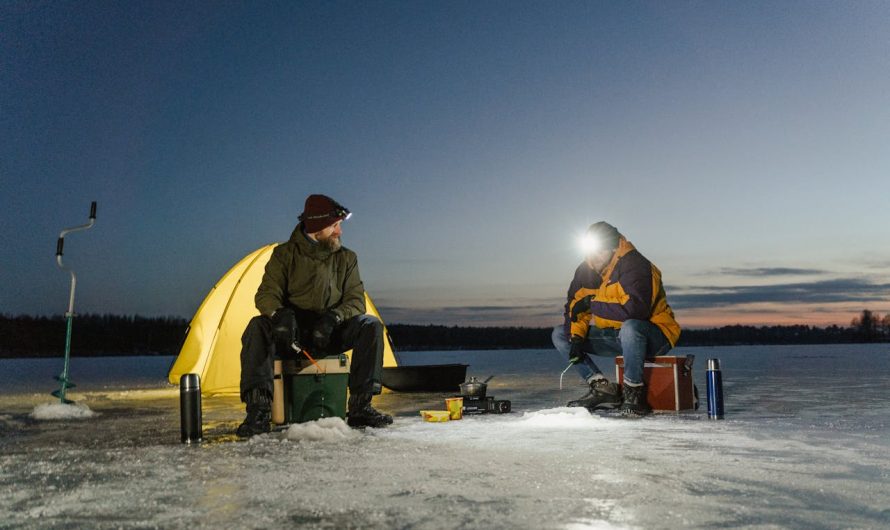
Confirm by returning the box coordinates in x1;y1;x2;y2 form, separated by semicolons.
2;344;889;529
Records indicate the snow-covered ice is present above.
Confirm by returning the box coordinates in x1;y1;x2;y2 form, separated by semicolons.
2;345;889;529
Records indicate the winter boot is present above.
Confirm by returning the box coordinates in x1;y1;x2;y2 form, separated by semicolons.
619;382;652;417
567;377;622;410
347;392;393;428
236;387;272;437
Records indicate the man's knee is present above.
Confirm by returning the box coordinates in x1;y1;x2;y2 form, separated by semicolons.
358;314;383;328
243;315;271;340
356;314;384;336
619;319;647;337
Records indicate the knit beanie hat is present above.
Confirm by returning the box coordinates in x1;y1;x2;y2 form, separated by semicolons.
299;194;351;233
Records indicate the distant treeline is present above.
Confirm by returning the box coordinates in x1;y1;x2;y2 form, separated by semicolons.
389;318;888;350
1;310;887;358
0;314;188;358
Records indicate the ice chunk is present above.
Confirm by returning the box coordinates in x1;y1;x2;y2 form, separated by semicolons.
30;402;96;420
284;417;354;442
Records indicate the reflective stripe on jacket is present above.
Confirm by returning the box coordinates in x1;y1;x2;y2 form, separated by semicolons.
568;237;681;346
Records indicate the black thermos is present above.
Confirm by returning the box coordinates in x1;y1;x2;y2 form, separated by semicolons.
180;373;203;444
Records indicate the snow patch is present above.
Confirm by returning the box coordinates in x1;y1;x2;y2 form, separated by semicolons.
30;403;96;420
373;406;637;458
517;407;615;429
284;417;354;442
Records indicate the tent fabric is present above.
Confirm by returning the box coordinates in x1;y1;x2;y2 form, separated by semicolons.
168;244;399;396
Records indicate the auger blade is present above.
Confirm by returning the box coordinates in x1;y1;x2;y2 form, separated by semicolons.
50;389;75;404
53;374;76;389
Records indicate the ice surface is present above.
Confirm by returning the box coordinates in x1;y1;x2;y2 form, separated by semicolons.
30;402;97;420
2;344;890;529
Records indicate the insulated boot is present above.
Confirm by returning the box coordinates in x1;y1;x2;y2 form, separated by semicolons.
347;393;393;428
619;383;652;416
567;377;622;410
236;387;272;437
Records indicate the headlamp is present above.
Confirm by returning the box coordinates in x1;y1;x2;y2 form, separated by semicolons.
579;233;602;255
300;205;352;222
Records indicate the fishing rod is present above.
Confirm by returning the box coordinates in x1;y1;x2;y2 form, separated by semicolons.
53;201;97;404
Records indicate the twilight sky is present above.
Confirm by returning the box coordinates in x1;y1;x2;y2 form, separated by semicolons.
2;1;889;328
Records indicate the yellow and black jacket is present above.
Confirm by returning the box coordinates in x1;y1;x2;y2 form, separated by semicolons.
566;237;681;346
561;263;602;338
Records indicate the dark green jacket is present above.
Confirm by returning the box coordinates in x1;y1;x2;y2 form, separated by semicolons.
255;223;366;321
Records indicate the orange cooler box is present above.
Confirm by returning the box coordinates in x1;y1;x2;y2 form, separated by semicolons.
615;355;695;411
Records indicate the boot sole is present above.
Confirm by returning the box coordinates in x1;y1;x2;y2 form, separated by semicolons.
591;407;652;419
235;428;271;438
572;397;622;409
346;422;389;429
347;418;392;429
618;408;651;418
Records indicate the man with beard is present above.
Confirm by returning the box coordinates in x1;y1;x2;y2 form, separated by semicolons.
236;194;392;436
552;222;681;416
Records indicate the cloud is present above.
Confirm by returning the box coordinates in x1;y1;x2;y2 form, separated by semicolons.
717;267;828;277
375;278;890;326
668;278;890;310
863;259;890;271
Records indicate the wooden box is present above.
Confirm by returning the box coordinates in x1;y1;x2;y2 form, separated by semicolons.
615;355;696;411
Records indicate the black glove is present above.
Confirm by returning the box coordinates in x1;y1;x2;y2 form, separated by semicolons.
269;308;297;352
312;312;340;352
569;336;586;364
570;294;594;321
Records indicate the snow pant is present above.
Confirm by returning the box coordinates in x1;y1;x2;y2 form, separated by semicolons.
239;310;385;402
551;319;671;385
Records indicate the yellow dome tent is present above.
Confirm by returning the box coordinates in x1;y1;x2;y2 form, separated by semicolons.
167;244;399;395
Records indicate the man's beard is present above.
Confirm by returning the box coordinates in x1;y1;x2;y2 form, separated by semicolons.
319;235;342;252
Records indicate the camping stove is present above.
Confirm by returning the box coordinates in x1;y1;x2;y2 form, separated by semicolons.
460;395;511;415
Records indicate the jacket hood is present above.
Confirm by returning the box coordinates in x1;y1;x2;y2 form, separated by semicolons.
289;222;338;259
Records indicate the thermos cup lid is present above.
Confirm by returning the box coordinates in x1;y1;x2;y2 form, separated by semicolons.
180;373;201;390
707;358;721;371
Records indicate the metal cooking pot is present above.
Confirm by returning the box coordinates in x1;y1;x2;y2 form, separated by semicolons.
459;375;494;398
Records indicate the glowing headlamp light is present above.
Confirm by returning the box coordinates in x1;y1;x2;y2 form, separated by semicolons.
579;233;602;255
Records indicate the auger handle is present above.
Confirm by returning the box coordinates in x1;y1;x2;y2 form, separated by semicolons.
89;201;97;220
56;238;64;256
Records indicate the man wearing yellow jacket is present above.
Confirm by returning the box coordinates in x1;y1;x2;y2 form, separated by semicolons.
552;222;681;415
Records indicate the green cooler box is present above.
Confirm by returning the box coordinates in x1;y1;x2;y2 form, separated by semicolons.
281;354;350;423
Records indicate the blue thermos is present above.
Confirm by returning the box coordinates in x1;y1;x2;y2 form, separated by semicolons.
706;358;724;419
